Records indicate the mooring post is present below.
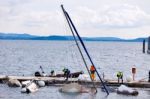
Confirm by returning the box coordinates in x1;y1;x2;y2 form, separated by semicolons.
148;71;150;82
147;37;150;54
143;39;145;53
132;67;136;81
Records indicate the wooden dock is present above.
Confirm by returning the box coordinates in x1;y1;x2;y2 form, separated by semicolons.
0;75;150;88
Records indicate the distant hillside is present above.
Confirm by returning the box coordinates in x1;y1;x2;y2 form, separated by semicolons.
0;33;37;40
0;32;148;42
32;35;72;40
82;37;123;41
131;37;148;42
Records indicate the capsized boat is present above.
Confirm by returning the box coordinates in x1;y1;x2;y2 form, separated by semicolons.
117;85;138;96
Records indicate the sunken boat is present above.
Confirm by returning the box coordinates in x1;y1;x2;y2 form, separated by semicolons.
147;36;150;54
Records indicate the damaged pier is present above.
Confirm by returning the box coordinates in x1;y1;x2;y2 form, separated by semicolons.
0;75;150;88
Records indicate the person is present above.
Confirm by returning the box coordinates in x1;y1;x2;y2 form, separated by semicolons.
50;70;55;76
90;65;96;80
117;71;123;83
62;68;70;81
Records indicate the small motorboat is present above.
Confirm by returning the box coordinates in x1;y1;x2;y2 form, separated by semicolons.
117;85;138;96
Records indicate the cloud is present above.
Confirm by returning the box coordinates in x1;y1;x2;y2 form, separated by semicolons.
0;0;150;38
73;4;150;28
0;0;64;35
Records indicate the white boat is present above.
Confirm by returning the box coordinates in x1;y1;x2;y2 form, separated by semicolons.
21;80;38;93
117;85;138;96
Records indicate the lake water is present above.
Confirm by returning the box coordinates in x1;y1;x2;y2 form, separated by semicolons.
0;40;150;99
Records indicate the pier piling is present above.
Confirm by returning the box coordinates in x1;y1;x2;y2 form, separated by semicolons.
143;39;145;53
148;71;150;82
147;36;150;54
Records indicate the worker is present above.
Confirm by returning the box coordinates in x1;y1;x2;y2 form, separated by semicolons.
90;65;96;80
63;68;70;81
50;70;55;76
117;71;123;83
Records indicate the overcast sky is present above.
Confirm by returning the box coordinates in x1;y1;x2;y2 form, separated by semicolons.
0;0;150;38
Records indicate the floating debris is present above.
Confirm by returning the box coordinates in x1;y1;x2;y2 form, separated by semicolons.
21;80;38;93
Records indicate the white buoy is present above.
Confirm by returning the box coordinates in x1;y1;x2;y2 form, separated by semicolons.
126;76;132;82
37;80;45;87
21;87;27;93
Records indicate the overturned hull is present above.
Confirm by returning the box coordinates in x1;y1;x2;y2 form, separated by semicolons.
117;85;138;96
59;83;90;93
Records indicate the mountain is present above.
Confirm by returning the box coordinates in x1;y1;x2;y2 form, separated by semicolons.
131;37;148;42
0;32;148;42
32;35;72;40
0;33;37;40
82;37;123;41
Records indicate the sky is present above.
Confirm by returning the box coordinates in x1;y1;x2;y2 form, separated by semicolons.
0;0;150;39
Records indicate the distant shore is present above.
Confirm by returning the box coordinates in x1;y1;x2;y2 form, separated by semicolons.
0;32;148;42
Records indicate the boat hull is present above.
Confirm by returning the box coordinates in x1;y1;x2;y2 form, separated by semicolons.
117;85;138;96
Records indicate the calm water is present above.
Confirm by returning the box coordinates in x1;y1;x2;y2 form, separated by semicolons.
0;40;150;99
